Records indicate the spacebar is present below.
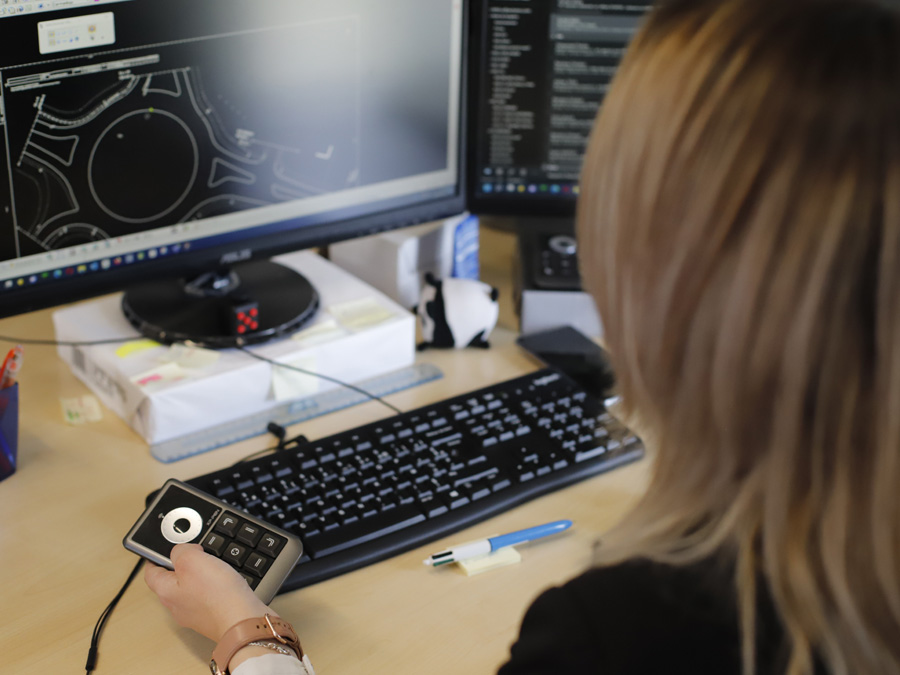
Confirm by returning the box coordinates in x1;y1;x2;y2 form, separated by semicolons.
303;505;426;559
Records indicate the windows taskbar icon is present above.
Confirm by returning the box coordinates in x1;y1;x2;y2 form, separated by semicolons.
481;181;580;195
1;240;193;292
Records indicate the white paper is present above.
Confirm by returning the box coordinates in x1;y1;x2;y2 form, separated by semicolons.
271;355;319;402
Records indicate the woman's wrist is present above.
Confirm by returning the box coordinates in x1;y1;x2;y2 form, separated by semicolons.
214;601;274;643
229;642;298;672
211;614;306;675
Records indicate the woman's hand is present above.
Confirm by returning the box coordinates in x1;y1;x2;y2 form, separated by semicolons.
144;543;273;642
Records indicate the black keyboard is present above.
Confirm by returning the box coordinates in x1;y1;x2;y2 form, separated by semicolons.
187;368;644;592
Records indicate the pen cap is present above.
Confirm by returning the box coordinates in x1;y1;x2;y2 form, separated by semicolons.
0;383;19;482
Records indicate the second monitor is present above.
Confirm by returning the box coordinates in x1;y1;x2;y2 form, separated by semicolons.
468;0;652;218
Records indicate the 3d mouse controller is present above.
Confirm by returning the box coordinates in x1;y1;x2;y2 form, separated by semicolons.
231;298;260;336
123;479;303;603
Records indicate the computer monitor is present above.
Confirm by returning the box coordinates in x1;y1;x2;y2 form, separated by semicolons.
467;0;651;218
0;0;467;347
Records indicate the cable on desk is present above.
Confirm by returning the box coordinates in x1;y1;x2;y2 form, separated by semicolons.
86;558;144;673
235;345;403;415
231;425;309;466
0;334;404;415
0;334;141;347
5;332;405;464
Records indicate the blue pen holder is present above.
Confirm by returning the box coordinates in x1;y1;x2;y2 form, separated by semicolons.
0;383;19;482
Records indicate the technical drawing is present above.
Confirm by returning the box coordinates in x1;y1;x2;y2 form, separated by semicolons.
0;17;361;259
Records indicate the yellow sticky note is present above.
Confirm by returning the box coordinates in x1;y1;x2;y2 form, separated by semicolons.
457;547;522;576
330;297;395;332
291;318;348;348
115;339;160;358
164;343;220;369
271;355;319;402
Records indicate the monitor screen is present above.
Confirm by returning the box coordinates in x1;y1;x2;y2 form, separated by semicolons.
0;0;467;337
468;0;650;217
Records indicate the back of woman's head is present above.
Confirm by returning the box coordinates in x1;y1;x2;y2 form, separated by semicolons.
578;0;900;673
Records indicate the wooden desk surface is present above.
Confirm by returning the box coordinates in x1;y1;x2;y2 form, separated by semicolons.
0;235;649;674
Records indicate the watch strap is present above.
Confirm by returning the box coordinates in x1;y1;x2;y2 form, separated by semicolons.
210;614;304;675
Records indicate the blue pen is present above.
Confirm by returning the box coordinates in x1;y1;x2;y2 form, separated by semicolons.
423;519;573;566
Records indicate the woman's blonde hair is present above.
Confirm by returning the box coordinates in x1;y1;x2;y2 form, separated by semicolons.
578;0;900;673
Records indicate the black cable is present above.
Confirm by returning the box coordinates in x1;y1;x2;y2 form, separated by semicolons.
236;345;403;415
267;421;288;448
14;334;399;670
231;432;309;466
0;334;142;347
0;333;405;415
86;558;144;673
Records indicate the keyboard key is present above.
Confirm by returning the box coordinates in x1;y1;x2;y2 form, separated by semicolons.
230;471;254;491
444;490;470;509
302;505;426;558
468;482;492;501
210;478;233;498
453;467;499;487
491;478;512;492
574;446;607;463
425;501;449;518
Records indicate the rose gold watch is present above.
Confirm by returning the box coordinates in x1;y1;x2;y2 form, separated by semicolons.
210;614;313;675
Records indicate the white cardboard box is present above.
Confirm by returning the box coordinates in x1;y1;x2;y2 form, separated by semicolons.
53;251;415;457
329;213;479;309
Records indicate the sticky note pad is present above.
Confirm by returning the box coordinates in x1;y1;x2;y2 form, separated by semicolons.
292;318;348;348
330;297;395;332
115;339;160;358
457;547;521;576
61;395;103;425
130;363;188;391
271;355;318;401
163;343;220;369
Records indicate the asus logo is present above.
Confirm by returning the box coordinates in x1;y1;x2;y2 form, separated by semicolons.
220;249;252;265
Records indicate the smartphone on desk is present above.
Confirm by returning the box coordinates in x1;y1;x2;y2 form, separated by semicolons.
516;325;616;401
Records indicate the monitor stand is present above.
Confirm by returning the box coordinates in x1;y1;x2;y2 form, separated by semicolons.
121;259;319;349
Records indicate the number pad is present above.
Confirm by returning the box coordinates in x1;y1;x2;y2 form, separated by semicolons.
204;509;287;588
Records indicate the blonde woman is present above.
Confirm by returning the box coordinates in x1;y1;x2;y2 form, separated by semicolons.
147;0;900;673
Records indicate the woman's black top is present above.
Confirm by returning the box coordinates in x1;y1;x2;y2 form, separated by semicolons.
499;558;825;674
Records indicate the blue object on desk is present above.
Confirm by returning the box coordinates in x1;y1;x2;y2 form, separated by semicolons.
425;519;573;567
452;214;480;280
0;383;19;482
490;519;573;549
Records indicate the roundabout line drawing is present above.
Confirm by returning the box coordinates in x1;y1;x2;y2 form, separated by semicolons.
87;107;200;224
